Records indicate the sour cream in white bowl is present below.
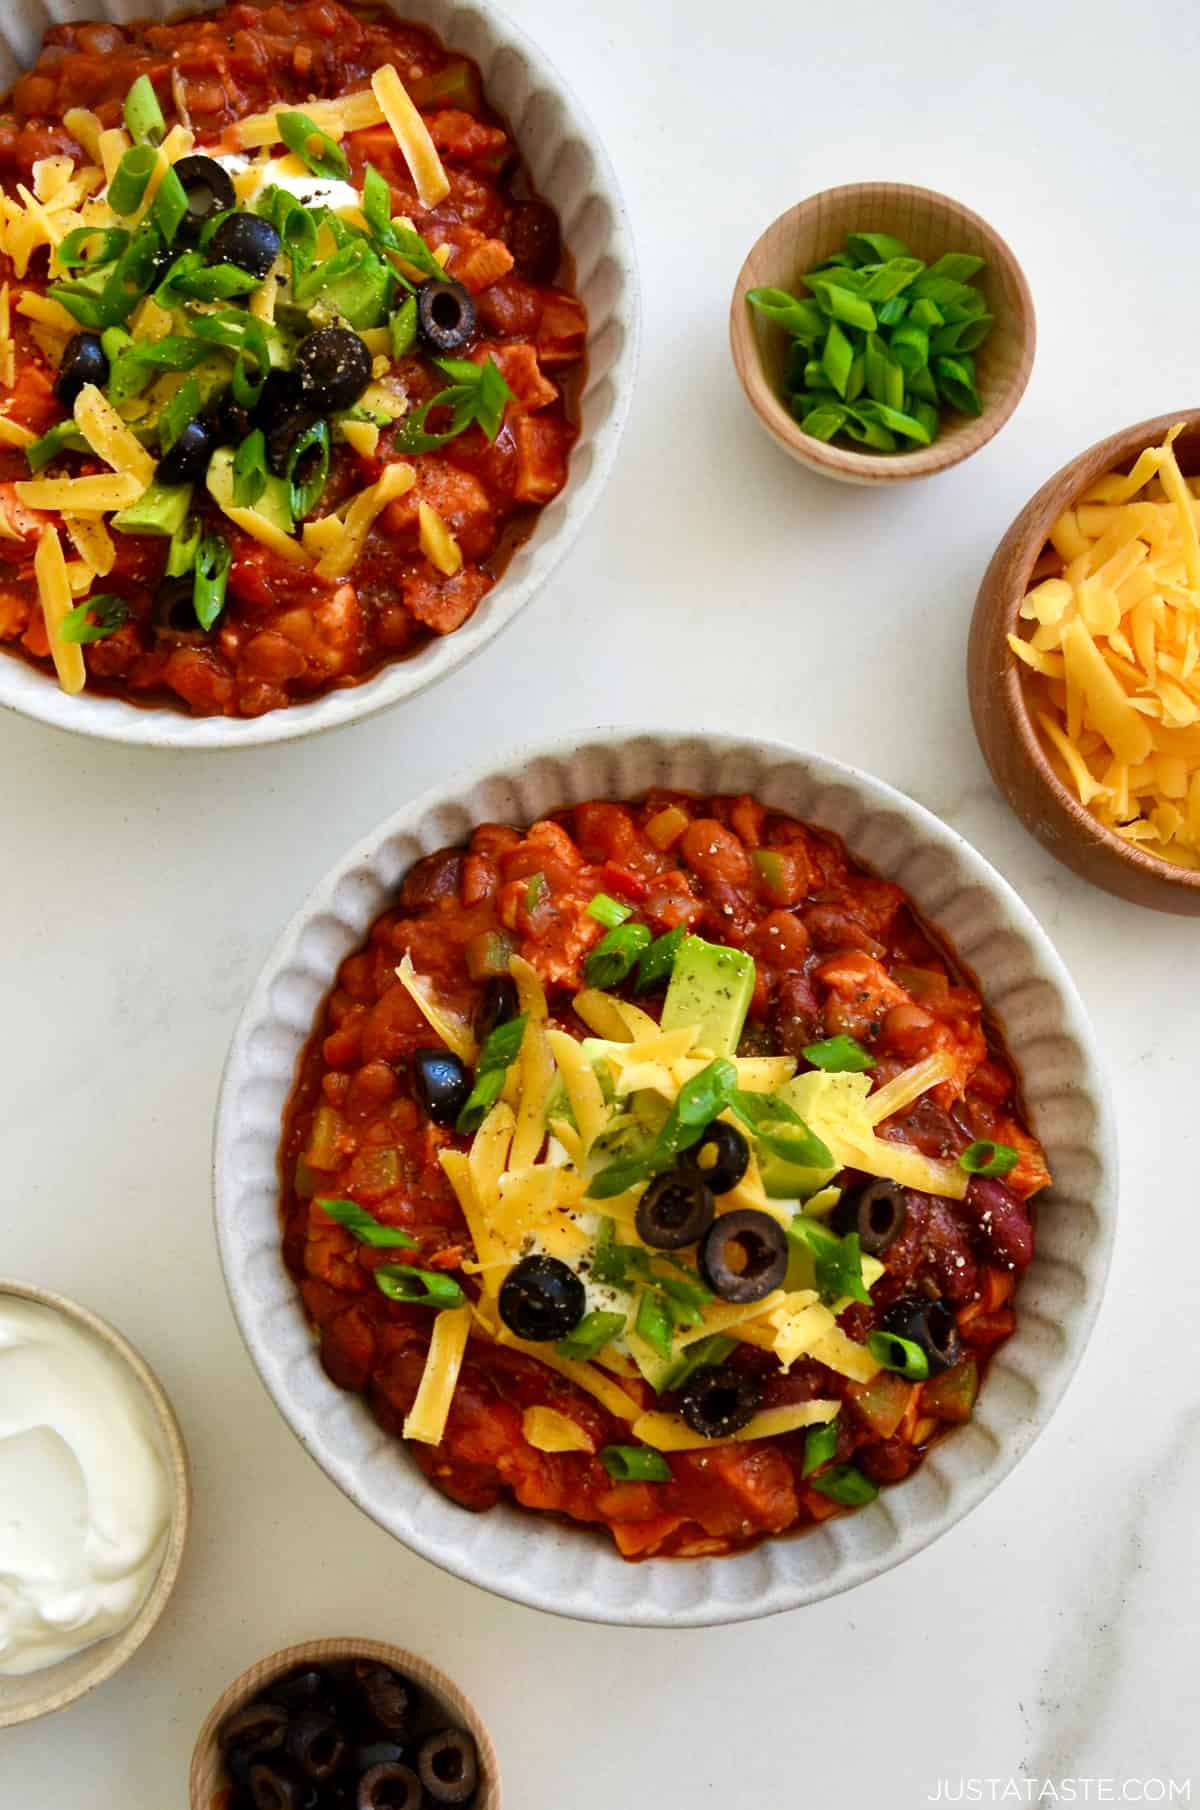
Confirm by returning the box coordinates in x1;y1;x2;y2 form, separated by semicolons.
0;1280;189;1726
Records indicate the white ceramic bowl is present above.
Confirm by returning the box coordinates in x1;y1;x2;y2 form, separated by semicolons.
214;731;1117;1626
0;0;638;749
0;1279;190;1726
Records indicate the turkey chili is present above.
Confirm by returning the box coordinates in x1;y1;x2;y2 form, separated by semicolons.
0;2;585;716
280;793;1050;1560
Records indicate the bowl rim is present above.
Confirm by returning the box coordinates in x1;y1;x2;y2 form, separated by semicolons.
976;406;1200;897
213;727;1117;1626
729;179;1036;482
0;1277;190;1726
0;0;640;751
187;1636;502;1810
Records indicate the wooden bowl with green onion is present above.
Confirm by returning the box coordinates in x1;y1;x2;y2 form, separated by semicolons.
729;181;1036;484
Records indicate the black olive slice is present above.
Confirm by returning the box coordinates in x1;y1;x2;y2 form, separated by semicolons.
635;1170;714;1250
413;1049;471;1127
294;327;372;413
473;974;519;1045
247;1760;305;1810
285;1709;346;1781
207;210;281;278
357;1762;423;1810
416;279;476;354
351;1662;417;1735
699;1209;788;1303
678;1362;761;1440
680;1121;750;1196
498;1254;586;1342
173;153;236;236
151;575;203;642
883;1296;960;1375
417;1728;479;1806
852;1180;908;1255
263;405;321;478
52;331;108;409
220;1699;288;1756
156;414;217;486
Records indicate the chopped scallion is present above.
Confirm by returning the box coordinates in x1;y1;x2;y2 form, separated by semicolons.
802;1034;875;1073
586;892;633;929
598;1445;671;1483
866;1330;930;1380
276;109;349;180
316;1198;417;1249
123;74;165;146
374;1265;465;1308
958;1140;1019;1178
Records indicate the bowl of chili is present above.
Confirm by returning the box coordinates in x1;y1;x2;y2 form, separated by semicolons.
214;731;1116;1626
0;0;637;744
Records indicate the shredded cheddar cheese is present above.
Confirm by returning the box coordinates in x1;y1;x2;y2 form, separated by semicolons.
371;65;450;209
33;529;86;694
522;1406;596;1455
403;1305;472;1444
73;384;156;489
1010;425;1200;867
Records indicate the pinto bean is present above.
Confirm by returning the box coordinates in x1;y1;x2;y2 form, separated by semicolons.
398;849;465;912
966;1177;1034;1270
680;819;753;888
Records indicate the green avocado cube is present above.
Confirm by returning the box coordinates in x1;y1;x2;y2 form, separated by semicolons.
660;935;755;1058
111;478;193;538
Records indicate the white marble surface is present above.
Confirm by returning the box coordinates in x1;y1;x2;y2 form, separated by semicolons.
1;0;1196;1802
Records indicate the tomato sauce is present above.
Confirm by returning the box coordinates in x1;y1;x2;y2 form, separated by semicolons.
280;793;1049;1560
0;2;586;716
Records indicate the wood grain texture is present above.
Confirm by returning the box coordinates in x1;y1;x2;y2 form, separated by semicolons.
968;409;1200;915
189;1637;502;1809
729;181;1035;485
0;1279;191;1728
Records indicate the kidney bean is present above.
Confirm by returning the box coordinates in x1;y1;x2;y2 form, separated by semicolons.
398;850;465;912
966;1178;1034;1270
770;972;824;1055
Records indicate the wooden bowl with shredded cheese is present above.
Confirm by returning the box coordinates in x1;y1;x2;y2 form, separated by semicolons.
969;411;1200;915
729;182;1035;485
188;1636;501;1810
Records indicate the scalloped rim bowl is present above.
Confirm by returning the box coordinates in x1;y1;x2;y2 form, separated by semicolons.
189;1637;501;1809
214;731;1117;1626
0;0;639;749
0;1279;190;1727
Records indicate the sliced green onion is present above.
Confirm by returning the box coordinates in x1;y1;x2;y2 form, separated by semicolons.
634;924;685;995
586;892;632;930
123;73;165;146
188;312;272;408
796;402;847;442
788;1218;871;1306
523;870;548;915
276;109;349;180
802;1035;875;1073
845;230;912;264
935;355;983;416
730;1089;833;1171
809;1463;878;1506
316;1198;417;1249
583;922;652;989
152;165;188;243
56;225;130;269
25;420;88;472
598;1445;671;1483
821;320;854;398
158;376;202;455
866;1329;930;1380
286;417;330;520
193;529;231;631
106;335;210;407
800;1416;840;1477
746;286;826;344
389;296;418;359
661;1332;736;1393
590;1218;626;1286
58;593;129;644
555;1309;626;1362
233;429;268;507
456;1013;528;1135
361;163;394;240
108;143;159;216
635;1290;674;1360
959;1140;1019;1178
374;1265;465;1308
51;221;161;328
165;510;202;578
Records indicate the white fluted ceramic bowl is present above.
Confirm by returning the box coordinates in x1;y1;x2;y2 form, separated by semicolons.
214;731;1117;1626
0;0;638;748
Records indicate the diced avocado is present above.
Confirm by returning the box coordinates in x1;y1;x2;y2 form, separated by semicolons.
660;935;755;1058
206;446;293;536
111;477;193;538
759;1145;839;1201
320;254;392;331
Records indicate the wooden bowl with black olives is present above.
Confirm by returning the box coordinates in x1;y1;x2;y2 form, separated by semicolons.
188;1637;501;1810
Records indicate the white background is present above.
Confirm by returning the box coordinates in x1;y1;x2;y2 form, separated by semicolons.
2;0;1196;1803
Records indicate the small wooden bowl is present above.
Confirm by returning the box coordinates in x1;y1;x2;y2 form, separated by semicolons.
969;409;1200;915
189;1637;502;1809
729;181;1035;484
0;1280;190;1728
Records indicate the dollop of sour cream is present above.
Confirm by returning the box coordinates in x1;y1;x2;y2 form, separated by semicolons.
0;1299;172;1677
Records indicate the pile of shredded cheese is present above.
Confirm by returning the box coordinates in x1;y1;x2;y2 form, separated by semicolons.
1008;424;1200;866
393;953;970;1451
0;68;466;694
